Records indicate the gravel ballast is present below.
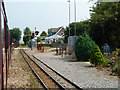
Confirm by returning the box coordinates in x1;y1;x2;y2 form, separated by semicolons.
7;49;42;88
26;49;119;88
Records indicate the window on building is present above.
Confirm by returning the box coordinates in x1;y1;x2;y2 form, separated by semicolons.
61;32;64;36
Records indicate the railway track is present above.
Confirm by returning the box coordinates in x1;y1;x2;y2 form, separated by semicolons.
20;49;65;89
32;55;81;89
20;49;82;89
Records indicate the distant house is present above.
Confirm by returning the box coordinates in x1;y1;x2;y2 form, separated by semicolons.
48;26;65;37
40;36;47;40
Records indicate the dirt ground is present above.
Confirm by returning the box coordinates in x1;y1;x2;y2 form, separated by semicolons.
7;49;42;88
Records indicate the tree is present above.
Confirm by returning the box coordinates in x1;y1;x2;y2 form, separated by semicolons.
40;31;47;36
75;32;96;61
89;2;120;49
23;36;31;45
24;27;31;35
90;45;105;66
10;28;21;42
37;37;41;42
64;20;90;43
23;27;31;45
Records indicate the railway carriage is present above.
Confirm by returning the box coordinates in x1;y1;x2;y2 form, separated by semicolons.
0;1;11;89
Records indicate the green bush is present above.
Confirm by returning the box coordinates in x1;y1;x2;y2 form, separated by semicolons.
109;49;120;74
90;45;105;66
56;40;61;43
37;37;41;42
75;33;96;61
112;66;118;72
27;41;30;45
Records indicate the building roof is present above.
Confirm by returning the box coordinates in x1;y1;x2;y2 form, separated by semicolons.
48;26;63;32
40;36;47;39
55;27;64;35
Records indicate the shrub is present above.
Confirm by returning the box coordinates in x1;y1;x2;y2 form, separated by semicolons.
109;49;120;74
56;40;61;43
27;41;30;45
90;45;105;66
112;66;118;72
75;33;96;61
37;37;41;42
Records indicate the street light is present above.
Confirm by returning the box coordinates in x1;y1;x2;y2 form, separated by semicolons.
74;0;76;36
68;0;70;36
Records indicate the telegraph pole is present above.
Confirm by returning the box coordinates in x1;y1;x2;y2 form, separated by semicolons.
74;0;76;36
68;0;70;36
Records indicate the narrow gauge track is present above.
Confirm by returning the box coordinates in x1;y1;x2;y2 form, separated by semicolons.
32;55;82;89
20;49;65;89
23;49;82;90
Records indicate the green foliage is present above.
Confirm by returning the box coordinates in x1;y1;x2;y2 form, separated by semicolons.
112;66;118;72
103;57;110;67
19;44;28;48
64;2;120;50
42;38;45;41
89;2;120;49
37;37;41;42
56;40;61;43
63;38;66;43
27;41;30;45
109;49;120;74
64;20;90;42
10;28;21;42
24;27;31;35
40;31;48;36
90;45;105;66
23;27;31;45
23;36;31;45
75;33;96;61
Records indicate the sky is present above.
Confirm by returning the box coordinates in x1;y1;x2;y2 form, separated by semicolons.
4;0;94;42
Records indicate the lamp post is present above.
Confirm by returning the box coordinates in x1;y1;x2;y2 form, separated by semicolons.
68;0;70;36
74;0;76;36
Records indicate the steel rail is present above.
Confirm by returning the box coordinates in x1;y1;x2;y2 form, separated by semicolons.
20;50;49;90
22;50;66;90
32;55;82;89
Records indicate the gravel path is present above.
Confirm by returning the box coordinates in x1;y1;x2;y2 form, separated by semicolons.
26;49;119;88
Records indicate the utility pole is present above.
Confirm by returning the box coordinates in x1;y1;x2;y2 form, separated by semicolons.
68;0;70;36
74;0;76;36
